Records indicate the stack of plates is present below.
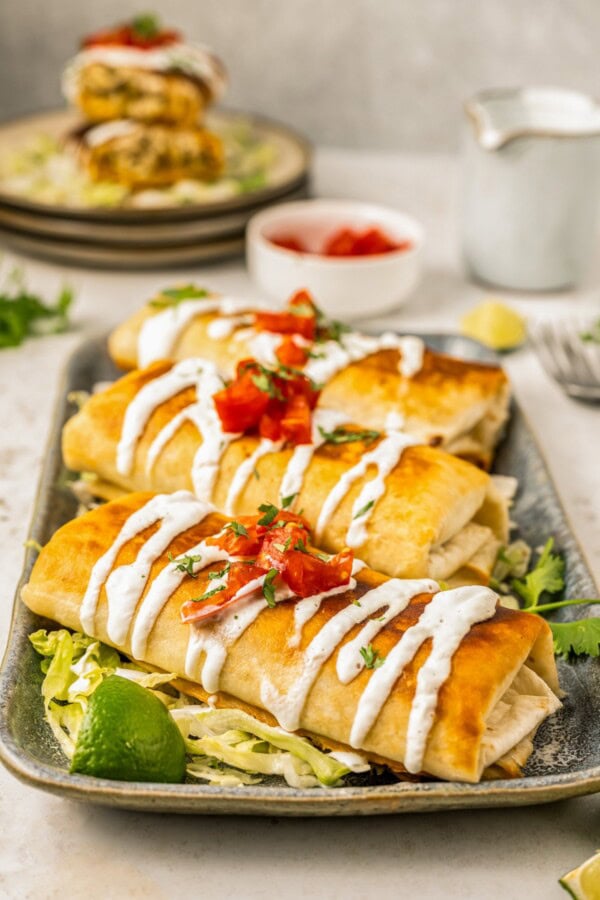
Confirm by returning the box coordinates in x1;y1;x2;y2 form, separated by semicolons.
0;109;311;269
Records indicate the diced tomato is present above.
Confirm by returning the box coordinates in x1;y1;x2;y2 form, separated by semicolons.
254;290;317;341
181;562;268;624
276;335;309;367
257;527;353;598
213;362;270;434
277;392;313;445
269;235;307;253
83;23;180;49
206;517;264;556
323;227;413;257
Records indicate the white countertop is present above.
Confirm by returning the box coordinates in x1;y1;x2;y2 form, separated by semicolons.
0;148;598;899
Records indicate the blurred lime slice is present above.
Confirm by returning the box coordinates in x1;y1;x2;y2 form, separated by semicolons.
461;300;526;350
560;850;600;899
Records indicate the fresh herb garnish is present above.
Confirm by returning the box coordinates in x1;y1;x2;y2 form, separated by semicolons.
150;285;208;308
208;561;231;581
224;521;249;537
0;269;73;349
550;618;600;659
168;552;202;577
262;568;279;607
512;538;565;608
294;538;308;553
257;503;279;526
251;371;284;400
353;500;375;520
131;12;161;38
319;426;381;445
352;599;362;607
191;584;225;603
253;467;260;481
281;493;297;509
580;319;600;343
360;644;385;669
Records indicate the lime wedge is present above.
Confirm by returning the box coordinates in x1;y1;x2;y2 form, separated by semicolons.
560;850;600;899
70;674;186;783
460;300;526;350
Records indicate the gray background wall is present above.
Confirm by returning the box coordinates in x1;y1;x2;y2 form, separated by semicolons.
0;0;597;152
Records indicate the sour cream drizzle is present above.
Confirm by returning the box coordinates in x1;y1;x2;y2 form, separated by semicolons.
315;412;419;548
224;437;282;515
117;358;239;500
349;585;498;773
78;495;498;773
137;297;256;368
279;408;349;506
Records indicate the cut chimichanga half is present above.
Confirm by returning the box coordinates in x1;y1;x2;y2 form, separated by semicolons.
21;492;561;783
63;358;509;585
107;288;510;468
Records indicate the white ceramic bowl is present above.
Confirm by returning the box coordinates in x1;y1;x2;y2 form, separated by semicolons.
246;199;424;319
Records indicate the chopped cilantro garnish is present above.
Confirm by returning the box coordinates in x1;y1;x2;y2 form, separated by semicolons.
257;503;279;526
251;371;284;400
168;552;202;578
131;12;161;38
319;426;381;445
281;493;297;509
208;561;231;581
190;584;225;603
150;285;208;308
512;538;565;608
352;599;362;607
353;500;375;520
360;644;385;670
0;269;73;349
580;319;600;343
224;521;248;537
262;568;279;607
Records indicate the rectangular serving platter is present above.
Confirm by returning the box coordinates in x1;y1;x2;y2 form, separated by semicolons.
0;333;599;816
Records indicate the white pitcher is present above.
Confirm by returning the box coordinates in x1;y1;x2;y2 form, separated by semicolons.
462;87;600;291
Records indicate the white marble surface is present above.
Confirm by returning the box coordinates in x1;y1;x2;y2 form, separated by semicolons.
0;148;598;899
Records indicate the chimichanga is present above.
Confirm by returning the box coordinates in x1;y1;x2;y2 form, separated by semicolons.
21;491;561;783
107;289;510;468
62;359;509;585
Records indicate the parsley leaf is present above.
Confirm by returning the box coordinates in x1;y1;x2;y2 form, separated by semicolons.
360;644;386;670
257;503;279;526
224;521;248;537
190;584;226;603
150;285;208;308
208;561;231;581
0;272;73;349
168;552;202;577
281;493;297;509
549;618;600;659
262;568;279;607
319;426;381;445
353;500;375;520
512;538;565;608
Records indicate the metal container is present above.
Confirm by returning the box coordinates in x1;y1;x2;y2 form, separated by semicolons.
462;87;600;291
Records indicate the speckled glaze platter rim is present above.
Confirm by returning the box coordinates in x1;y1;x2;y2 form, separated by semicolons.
0;333;599;816
0;108;312;223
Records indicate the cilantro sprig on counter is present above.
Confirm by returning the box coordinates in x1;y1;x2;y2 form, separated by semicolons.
503;538;600;659
0;269;73;349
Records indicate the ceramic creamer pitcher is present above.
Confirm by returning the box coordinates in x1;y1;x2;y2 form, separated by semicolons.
462;87;600;291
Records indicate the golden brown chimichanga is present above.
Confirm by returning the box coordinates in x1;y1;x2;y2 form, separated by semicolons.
21;491;561;783
107;291;510;469
62;360;509;585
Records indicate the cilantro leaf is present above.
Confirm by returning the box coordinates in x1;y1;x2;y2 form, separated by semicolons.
512;538;565;608
353;499;375;520
580;319;600;343
262;568;279;607
281;493;297;509
549;618;600;659
0;275;73;349
168;552;202;577
319;426;381;445
224;521;248;537
150;285;208;308
360;644;386;670
131;13;161;37
257;503;279;526
208;561;231;581
190;584;225;603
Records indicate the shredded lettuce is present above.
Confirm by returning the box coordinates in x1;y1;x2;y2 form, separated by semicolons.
171;706;350;788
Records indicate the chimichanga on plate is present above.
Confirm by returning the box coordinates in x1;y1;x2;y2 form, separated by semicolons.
62;358;509;586
107;288;510;469
21;491;561;783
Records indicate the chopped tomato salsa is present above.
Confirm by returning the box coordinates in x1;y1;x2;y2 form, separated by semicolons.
254;290;317;341
213;358;319;445
82;16;180;49
269;227;413;257
180;505;353;623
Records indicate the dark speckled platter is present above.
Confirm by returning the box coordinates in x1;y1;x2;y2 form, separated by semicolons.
0;334;598;815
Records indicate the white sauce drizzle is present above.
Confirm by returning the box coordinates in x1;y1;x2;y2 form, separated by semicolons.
278;408;349;506
349;585;497;773
315;412;419;548
288;558;366;649
207;315;252;340
79;491;212;639
137;297;255;368
116;358;239;500
328;750;370;773
224;437;282;515
302;331;425;385
261;579;437;731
